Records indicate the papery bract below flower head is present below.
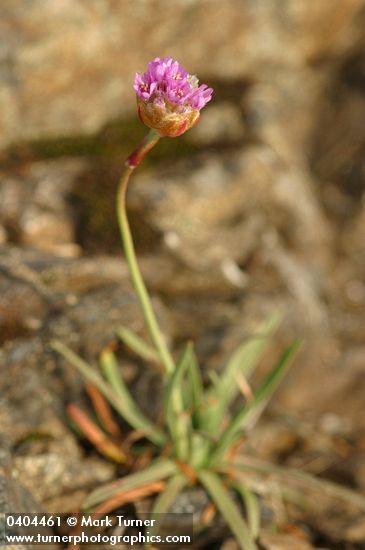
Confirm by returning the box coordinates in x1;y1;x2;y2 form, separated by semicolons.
134;57;213;137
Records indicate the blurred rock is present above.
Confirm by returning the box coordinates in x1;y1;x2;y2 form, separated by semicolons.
0;475;36;512
345;196;365;269
346;518;365;543
0;475;53;550
188;101;245;146
259;533;317;550
130;146;332;331
133;146;332;265
0;225;7;244
0;159;86;254
0;262;48;343
0;0;363;151
220;540;240;550
12;453;114;505
0;335;115;510
0;245;173;355
245;421;300;462
311;48;365;225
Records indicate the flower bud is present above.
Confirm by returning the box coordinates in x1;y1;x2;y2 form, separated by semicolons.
134;57;213;138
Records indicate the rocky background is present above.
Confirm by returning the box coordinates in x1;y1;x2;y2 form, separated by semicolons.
1;1;365;549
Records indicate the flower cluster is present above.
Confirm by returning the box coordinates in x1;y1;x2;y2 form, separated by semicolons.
134;57;213;137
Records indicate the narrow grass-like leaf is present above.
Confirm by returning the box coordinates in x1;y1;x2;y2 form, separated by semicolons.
250;339;301;404
208;370;222;393
83;458;177;510
190;432;211;469
100;347;165;445
204;313;282;432
51;341;165;446
232;483;260;538
240;338;302;429
198;471;258;550
164;343;192;460
86;383;121;437
186;346;203;423
150;473;188;516
222;312;282;391
148;473;188;542
116;326;160;365
220;458;365;513
96;481;166;515
67;404;128;463
211;339;301;460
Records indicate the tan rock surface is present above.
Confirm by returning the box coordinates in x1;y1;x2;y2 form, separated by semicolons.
0;0;362;150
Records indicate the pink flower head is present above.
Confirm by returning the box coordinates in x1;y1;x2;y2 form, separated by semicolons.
134;57;213;137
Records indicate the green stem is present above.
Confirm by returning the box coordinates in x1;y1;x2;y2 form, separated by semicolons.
117;129;175;375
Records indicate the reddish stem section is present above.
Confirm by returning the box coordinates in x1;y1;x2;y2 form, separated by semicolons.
125;129;160;169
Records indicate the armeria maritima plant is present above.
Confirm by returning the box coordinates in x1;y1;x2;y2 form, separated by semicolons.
53;58;365;550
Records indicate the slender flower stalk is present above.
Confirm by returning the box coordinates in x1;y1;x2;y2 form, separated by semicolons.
116;129;175;375
125;129;160;169
116;58;213;375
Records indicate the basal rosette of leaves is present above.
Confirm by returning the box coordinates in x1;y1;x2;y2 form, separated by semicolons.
52;58;365;550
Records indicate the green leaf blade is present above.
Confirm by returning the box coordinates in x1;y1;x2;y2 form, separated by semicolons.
221;458;365;513
197;470;258;550
83;458;177;510
51;341;165;446
211;339;301;461
116;326;160;365
100;347;166;446
204;313;282;433
150;473;188;515
164;343;193;460
186;347;203;421
233;483;260;539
